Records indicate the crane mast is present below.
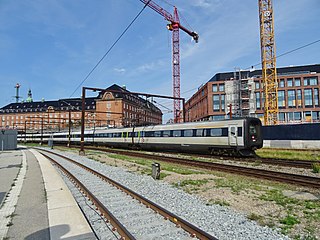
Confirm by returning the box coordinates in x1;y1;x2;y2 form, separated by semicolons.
139;0;198;123
258;0;278;125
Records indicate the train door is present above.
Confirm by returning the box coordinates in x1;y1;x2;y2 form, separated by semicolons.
228;125;238;146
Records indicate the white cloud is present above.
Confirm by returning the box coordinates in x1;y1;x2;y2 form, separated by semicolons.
113;68;126;74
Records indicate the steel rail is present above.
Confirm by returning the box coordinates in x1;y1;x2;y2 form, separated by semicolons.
38;149;217;240
209;156;318;169
39;151;136;240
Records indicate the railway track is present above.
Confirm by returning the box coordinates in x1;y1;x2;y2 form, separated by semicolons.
208;155;318;169
38;149;217;240
79;146;320;189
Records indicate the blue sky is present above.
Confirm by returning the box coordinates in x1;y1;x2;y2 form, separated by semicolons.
1;0;319;121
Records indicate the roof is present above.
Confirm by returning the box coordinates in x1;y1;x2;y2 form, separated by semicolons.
209;64;320;82
99;84;162;114
1;84;162;115
0;97;97;114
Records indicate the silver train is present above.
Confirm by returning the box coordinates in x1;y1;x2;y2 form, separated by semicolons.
19;118;263;156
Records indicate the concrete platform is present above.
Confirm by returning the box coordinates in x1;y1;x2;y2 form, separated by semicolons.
0;148;96;240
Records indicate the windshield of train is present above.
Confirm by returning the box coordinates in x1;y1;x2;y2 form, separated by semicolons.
249;124;258;141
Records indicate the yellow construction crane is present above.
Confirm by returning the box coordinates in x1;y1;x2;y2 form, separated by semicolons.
258;0;278;125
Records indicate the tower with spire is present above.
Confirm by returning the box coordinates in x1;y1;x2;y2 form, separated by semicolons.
26;89;33;103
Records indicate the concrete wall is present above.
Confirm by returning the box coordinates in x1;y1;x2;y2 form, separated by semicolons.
0;129;17;150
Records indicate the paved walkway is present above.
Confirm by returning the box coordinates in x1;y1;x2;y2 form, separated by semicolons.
0;148;96;240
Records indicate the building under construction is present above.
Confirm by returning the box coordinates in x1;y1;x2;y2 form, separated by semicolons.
185;64;320;124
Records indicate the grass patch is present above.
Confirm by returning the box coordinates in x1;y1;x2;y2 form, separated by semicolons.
173;179;209;188
159;172;170;180
256;149;320;161
213;178;254;193
207;199;230;207
161;165;204;175
259;189;299;206
280;215;300;226
312;163;320;173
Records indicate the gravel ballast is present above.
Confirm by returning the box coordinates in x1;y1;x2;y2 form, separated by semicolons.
45;148;290;240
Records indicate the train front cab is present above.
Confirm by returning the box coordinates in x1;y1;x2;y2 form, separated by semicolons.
241;118;263;156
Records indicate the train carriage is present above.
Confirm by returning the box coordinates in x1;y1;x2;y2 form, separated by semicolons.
19;117;263;156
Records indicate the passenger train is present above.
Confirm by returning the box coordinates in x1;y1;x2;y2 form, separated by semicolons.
19;117;263;156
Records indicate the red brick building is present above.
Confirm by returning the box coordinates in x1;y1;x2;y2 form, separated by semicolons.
185;64;320;124
0;84;162;131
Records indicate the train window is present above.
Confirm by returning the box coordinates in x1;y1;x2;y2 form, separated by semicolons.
162;130;170;137
128;132;138;137
113;132;121;138
145;131;154;137
184;129;193;137
249;125;257;134
222;128;228;136
195;129;203;137
154;131;162;137
230;127;236;136
237;127;242;137
140;131;145;137
211;128;222;136
122;132;128;138
172;130;181;137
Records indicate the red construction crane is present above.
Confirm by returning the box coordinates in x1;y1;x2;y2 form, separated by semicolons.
139;0;199;123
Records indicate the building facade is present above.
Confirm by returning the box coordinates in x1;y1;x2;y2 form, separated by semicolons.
185;64;320;124
0;84;162;132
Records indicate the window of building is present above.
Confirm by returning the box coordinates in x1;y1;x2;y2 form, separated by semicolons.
288;90;296;107
297;89;302;107
295;78;301;87
279;79;285;88
287;78;293;87
221;95;225;111
305;111;312;121
255;81;260;89
219;84;225;92
304;89;313;107
278;91;285;107
212;85;218;92
255;92;261;109
314;88;319;107
211;115;225;120
312;111;320;121
304;77;318;86
288;112;294;121
213;95;220;111
279;112;285;121
294;112;301;120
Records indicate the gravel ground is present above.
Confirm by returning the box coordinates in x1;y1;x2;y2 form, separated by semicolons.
44;148;291;240
141;151;320;178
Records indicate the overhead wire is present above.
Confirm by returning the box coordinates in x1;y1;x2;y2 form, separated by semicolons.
69;1;151;98
244;38;320;70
